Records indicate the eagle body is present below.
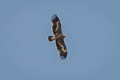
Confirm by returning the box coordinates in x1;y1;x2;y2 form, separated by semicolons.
48;15;67;59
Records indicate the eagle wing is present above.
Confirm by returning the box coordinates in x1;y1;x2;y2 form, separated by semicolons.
55;38;67;59
51;15;62;35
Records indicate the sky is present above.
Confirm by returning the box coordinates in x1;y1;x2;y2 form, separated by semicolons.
0;0;120;80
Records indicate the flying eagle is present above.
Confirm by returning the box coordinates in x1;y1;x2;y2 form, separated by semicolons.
48;15;67;59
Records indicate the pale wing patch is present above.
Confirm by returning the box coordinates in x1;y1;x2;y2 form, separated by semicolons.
58;42;67;52
55;21;59;32
62;48;67;52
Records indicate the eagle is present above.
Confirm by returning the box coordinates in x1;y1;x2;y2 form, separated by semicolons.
48;15;67;59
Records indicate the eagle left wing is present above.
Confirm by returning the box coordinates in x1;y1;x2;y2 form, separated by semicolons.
55;38;67;59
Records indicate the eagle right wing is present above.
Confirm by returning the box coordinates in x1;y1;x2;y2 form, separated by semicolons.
51;15;61;35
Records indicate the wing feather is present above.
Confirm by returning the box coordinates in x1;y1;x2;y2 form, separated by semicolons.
51;15;62;35
51;15;59;35
55;39;67;59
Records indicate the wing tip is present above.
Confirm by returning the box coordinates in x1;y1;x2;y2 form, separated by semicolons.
51;14;59;22
60;52;67;60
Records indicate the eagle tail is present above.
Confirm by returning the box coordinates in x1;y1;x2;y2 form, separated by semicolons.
48;36;54;41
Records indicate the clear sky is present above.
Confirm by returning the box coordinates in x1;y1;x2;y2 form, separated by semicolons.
0;0;120;80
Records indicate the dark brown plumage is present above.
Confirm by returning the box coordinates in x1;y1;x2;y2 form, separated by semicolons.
48;15;67;59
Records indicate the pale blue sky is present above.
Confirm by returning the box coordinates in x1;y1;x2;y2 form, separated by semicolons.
0;0;120;80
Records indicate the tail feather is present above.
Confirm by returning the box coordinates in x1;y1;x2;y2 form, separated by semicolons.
48;36;54;41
